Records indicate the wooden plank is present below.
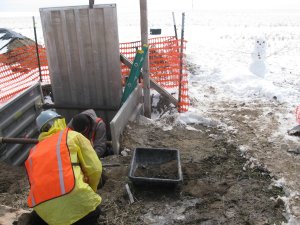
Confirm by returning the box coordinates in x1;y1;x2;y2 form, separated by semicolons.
41;9;73;120
125;184;135;204
103;7;122;105
40;5;122;123
40;11;61;98
110;86;142;154
101;7;115;125
102;6;123;128
129;103;143;121
89;7;105;107
90;7;108;122
40;4;114;12
150;79;178;107
120;54;178;107
60;10;79;103
57;9;83;120
44;10;76;118
74;8;92;103
52;10;72;102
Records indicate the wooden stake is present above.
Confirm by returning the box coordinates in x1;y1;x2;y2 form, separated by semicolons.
32;16;42;82
172;12;178;40
140;0;151;118
125;184;135;204
178;12;185;112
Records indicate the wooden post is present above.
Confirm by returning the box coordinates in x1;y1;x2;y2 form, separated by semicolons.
140;0;151;118
172;12;178;40
89;0;94;8
32;16;42;82
178;12;185;112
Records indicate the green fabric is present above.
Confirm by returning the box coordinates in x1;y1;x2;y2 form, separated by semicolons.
34;118;102;225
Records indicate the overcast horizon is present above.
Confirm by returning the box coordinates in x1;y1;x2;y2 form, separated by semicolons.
1;0;300;14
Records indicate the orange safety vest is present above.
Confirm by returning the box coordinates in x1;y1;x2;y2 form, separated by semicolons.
25;128;75;208
90;117;104;145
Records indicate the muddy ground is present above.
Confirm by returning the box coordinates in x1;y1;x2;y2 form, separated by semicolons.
0;116;288;225
2;69;300;224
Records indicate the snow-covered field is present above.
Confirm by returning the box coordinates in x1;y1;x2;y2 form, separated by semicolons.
1;9;300;108
181;9;300;224
1;6;300;224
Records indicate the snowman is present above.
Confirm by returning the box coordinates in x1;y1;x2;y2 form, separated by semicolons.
249;37;268;78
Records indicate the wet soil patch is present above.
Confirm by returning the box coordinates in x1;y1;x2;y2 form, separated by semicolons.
134;160;178;179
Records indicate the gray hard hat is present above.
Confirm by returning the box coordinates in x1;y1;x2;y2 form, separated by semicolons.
36;110;61;132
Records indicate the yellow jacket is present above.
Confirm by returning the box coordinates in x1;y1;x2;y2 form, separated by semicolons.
33;118;102;225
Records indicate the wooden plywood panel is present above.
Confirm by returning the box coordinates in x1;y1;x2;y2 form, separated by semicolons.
40;4;122;124
110;85;143;154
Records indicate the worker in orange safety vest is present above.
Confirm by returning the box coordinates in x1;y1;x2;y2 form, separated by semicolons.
25;110;102;225
68;109;113;158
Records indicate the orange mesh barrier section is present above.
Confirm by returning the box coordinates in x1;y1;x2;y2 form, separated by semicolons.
0;45;50;104
120;36;189;112
0;37;188;112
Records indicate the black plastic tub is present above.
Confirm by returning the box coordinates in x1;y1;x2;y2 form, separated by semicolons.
128;147;183;186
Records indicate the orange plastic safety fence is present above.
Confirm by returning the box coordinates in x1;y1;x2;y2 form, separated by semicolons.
0;45;50;104
120;36;189;112
1;37;189;112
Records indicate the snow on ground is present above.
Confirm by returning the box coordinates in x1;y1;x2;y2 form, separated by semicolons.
179;10;300;224
0;32;10;54
1;6;300;224
144;9;300;224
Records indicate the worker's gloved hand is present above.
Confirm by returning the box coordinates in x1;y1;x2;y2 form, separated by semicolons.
98;170;107;189
83;175;89;183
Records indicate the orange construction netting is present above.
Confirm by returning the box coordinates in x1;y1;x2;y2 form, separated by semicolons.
0;37;189;112
0;45;50;103
120;36;189;112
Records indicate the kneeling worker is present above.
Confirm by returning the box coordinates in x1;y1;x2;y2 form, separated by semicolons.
68;109;112;158
25;110;102;225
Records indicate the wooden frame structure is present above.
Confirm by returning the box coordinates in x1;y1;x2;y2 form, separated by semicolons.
40;4;122;125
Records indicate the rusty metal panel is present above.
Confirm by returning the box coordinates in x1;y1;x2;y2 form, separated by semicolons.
0;83;43;166
40;4;122;126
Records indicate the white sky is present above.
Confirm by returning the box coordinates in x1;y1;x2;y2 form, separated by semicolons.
1;0;300;13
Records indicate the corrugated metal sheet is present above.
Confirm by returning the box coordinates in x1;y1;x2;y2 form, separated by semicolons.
0;83;43;166
0;28;35;54
40;4;122;128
